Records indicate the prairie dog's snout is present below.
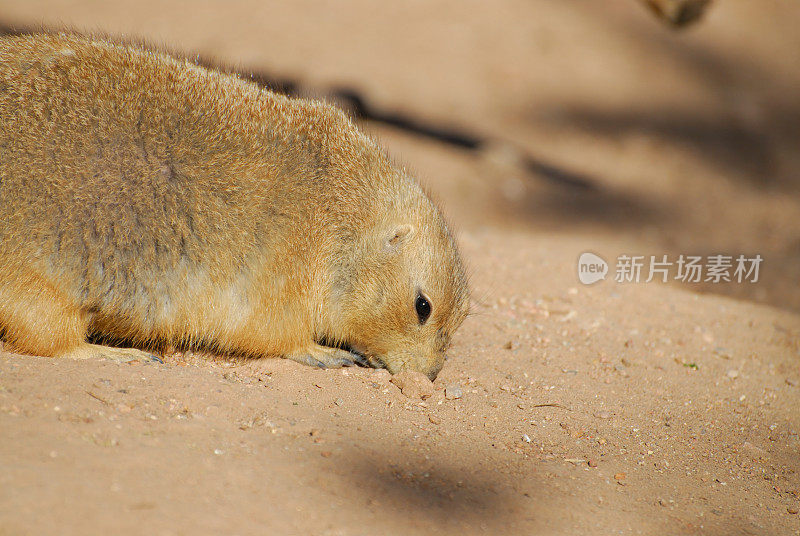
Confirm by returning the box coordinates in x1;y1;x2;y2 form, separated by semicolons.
0;32;469;378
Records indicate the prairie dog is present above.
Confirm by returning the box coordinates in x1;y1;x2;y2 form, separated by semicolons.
0;33;469;380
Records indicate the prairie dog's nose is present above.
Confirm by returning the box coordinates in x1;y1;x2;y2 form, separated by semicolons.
424;359;444;381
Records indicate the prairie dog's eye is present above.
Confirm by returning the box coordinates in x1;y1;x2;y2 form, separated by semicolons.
415;293;431;324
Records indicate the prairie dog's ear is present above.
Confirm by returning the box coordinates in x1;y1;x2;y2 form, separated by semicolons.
385;224;413;251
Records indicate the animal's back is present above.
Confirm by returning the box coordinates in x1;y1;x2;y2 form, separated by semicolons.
3;34;320;272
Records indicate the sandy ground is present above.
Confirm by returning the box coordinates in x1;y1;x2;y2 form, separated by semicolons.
1;1;799;534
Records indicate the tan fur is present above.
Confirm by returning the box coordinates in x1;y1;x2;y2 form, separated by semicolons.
0;33;469;380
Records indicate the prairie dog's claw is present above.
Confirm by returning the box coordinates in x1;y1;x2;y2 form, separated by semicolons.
285;344;363;369
350;353;371;367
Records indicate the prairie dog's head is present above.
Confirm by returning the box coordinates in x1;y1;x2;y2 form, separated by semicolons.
326;179;469;381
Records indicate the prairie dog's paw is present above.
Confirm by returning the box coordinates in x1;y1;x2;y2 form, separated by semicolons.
59;344;163;364
284;344;368;369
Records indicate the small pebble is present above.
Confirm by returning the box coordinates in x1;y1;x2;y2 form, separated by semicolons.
787;506;799;515
588;459;597;467
334;398;344;406
594;411;612;419
428;415;441;425
726;369;739;379
522;434;531;443
741;441;765;455
614;472;626;481
786;378;798;387
445;385;463;400
713;347;732;359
